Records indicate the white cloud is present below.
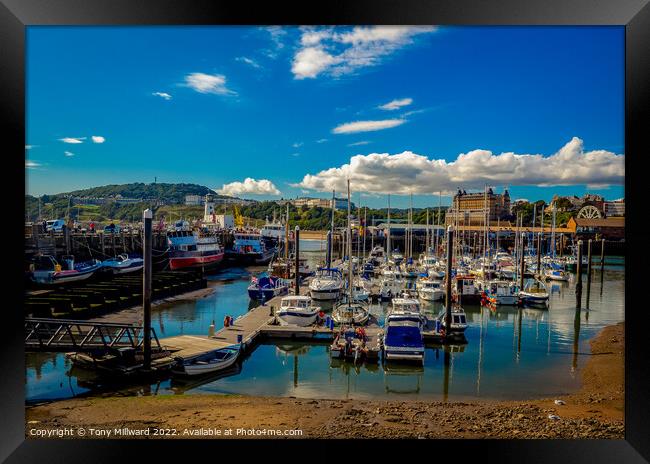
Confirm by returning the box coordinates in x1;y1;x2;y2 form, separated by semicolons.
379;98;413;111
25;160;41;169
294;137;624;194
291;26;435;79
332;119;406;134
236;56;262;69
292;142;304;148
262;26;288;58
216;178;281;196
348;141;371;147
316;138;328;144
59;137;86;144
91;136;105;144
152;92;172;100
64;151;75;157
184;73;237;96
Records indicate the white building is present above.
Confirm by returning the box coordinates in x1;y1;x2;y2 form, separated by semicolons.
604;200;625;217
185;194;204;206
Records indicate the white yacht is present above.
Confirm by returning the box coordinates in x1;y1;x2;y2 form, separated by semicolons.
417;277;444;301
309;267;343;300
277;295;320;327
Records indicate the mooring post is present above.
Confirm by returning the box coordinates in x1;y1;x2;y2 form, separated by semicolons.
32;223;40;254
143;209;153;371
294;226;300;295
445;225;454;334
63;225;70;256
600;238;605;268
586;239;592;309
575;240;583;309
519;233;525;291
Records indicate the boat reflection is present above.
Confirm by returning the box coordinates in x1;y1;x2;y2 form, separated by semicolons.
169;362;243;394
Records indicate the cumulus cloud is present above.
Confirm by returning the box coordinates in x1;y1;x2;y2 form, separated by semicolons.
152;92;172;100
293;137;624;194
379;98;413;111
332;119;406;134
184;73;237;96
236;56;262;69
91;136;105;144
216;178;281;196
25;160;41;169
59;137;86;144
64;151;75;157
291;26;435;79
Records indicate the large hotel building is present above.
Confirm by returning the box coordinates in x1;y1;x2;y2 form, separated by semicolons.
445;188;511;225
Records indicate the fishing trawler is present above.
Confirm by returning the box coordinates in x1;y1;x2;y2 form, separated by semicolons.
226;230;275;265
167;229;225;271
452;274;482;304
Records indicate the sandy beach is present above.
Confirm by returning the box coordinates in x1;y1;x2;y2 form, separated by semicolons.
24;322;624;439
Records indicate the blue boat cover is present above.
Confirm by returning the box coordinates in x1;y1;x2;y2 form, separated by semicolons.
384;325;423;348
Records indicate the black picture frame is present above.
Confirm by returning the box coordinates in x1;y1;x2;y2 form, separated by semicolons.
2;0;648;461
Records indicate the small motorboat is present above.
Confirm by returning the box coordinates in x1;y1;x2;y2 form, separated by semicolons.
519;279;550;306
277;295;320;327
544;268;570;281
171;343;240;376
436;306;468;334
382;321;425;364
31;255;102;285
330;326;369;363
482;280;519;305
247;274;289;301
417;277;444;301
101;254;144;274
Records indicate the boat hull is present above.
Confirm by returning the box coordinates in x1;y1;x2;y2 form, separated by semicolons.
172;351;239;376
309;288;340;300
278;309;319;327
418;290;444;301
169;252;224;271
248;286;288;301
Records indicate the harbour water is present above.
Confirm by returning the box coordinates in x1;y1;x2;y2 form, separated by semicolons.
25;239;625;403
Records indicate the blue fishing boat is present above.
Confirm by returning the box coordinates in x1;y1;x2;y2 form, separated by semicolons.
247;274;289;301
30;255;102;285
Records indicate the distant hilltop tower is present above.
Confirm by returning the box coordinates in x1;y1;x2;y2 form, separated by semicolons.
204;194;216;223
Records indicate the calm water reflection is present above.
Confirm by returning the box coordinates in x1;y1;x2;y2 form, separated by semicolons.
26;240;624;403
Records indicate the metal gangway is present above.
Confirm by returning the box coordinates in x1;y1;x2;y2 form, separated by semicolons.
25;318;162;352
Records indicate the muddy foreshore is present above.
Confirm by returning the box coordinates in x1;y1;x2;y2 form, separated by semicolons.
25;322;624;439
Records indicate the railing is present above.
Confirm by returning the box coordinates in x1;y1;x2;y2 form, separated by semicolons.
25;318;162;352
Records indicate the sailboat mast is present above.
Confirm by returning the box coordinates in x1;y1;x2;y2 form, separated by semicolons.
285;203;289;262
363;206;367;261
387;194;391;261
330;189;335;265
347;179;352;304
426;208;429;256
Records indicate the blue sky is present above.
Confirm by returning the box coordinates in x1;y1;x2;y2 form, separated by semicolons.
25;26;624;208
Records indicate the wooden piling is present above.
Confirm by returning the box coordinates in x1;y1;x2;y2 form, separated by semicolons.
519;233;525;291
600;238;605;267
143;209;153;370
294;226;300;295
445;225;453;333
575;240;583;309
586;239;592;309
